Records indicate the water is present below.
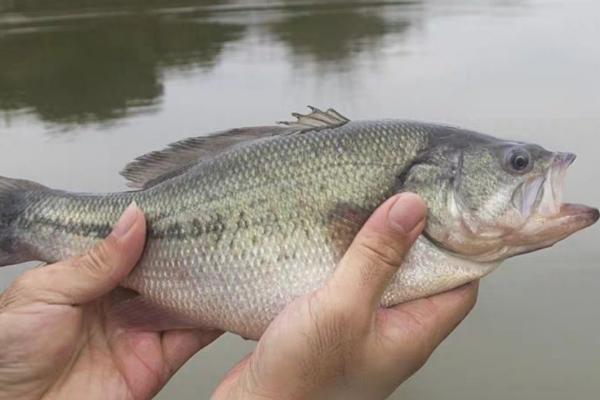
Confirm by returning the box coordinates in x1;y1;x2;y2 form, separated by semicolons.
0;0;598;398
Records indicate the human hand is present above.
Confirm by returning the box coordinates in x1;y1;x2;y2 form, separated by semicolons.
212;193;479;400
0;204;222;400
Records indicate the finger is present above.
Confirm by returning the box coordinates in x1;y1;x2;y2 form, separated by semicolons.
162;329;224;374
328;193;427;310
211;352;254;400
19;202;146;305
387;281;479;350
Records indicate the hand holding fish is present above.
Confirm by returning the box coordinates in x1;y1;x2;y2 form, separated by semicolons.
0;204;223;400
211;193;479;400
0;194;477;400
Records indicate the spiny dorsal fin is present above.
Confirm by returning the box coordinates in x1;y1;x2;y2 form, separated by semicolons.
121;126;288;189
278;106;350;130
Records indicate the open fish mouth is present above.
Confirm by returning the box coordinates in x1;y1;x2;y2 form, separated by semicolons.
537;152;576;217
518;152;599;239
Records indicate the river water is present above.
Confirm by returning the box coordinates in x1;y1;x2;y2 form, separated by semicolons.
0;0;598;398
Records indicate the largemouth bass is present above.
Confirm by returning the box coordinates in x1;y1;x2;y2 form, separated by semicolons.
0;107;597;339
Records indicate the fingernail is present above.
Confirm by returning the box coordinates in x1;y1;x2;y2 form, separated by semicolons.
388;193;427;233
112;201;139;239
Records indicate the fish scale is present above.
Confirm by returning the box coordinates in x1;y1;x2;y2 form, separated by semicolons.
0;108;596;339
120;120;425;336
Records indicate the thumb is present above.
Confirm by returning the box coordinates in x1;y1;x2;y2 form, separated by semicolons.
18;202;146;305
328;193;427;311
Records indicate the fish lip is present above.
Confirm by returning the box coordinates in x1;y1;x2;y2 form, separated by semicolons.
555;203;600;225
558;152;576;167
526;152;598;228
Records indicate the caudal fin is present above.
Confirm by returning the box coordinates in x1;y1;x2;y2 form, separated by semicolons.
0;176;49;266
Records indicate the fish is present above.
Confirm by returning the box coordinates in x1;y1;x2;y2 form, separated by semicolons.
0;107;597;339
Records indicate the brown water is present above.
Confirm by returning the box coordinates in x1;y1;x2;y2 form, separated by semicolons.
0;0;599;398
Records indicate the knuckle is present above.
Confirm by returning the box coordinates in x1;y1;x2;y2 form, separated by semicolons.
356;232;407;270
353;257;382;292
1;268;45;308
76;239;118;282
307;291;351;340
11;270;38;293
320;285;368;326
411;332;437;370
377;318;434;375
462;284;479;311
394;305;431;337
313;289;372;343
0;281;26;309
324;302;354;332
412;298;440;322
323;286;374;339
352;234;407;288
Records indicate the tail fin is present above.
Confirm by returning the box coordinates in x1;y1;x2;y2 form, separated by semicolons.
0;176;49;266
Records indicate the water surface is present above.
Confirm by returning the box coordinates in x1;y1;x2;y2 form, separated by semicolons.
0;1;598;398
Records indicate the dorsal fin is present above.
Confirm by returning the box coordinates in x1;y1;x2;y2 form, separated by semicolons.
121;106;350;189
120;126;287;189
278;106;350;130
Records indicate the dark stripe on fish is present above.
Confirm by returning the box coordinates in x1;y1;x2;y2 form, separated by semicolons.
21;215;113;238
20;214;228;241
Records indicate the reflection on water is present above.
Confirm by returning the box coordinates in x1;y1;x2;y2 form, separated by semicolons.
270;9;412;66
0;0;226;13
0;7;244;124
0;0;424;126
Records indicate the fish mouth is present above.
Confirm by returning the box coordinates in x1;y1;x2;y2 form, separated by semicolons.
517;152;598;245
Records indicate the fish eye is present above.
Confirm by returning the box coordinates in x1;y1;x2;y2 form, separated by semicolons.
506;148;533;174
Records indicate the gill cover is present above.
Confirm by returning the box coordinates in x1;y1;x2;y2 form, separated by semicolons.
398;142;467;255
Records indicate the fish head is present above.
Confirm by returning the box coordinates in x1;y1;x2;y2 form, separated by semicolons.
400;130;599;262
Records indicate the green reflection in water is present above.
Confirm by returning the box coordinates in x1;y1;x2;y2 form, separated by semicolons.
0;6;244;124
0;0;226;13
270;8;412;64
0;0;418;126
